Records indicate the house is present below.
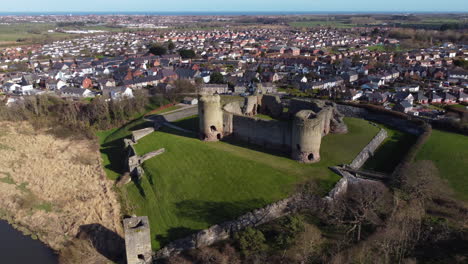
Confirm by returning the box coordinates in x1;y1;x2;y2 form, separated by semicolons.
157;69;178;82
102;87;134;100
341;71;359;83
46;79;58;90
234;84;247;94
368;92;388;104
285;47;301;56
394;100;413;113
457;91;468;102
440;92;457;104
343;89;363;101
259;82;277;94
82;77;93;89
155;83;175;93
123;76;160;89
361;83;379;91
414;92;429;104
396;85;419;93
394;92;414;104
182;97;198;105
310;81;325;90
175;68;199;81
2;82;21;93
57;79;67;90
448;70;468;80
428;92;443;104
60;87;94;98
200;84;229;94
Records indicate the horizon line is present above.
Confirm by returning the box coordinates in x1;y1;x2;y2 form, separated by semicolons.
1;10;468;15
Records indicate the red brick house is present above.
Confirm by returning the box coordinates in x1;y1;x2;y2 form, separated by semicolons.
82;77;93;89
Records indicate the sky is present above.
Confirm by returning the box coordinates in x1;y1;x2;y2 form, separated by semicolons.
0;0;467;13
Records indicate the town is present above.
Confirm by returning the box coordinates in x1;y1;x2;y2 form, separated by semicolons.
1;16;467;122
0;11;467;264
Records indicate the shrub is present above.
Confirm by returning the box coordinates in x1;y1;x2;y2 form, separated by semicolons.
273;215;305;249
234;227;267;256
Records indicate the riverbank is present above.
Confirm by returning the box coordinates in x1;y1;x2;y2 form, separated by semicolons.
0;219;58;263
0;121;123;263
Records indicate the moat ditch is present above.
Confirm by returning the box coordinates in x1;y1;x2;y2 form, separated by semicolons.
0;220;58;264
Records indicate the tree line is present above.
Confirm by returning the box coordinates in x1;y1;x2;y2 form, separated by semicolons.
0;91;163;139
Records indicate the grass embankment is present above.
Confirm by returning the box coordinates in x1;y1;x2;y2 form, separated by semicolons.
364;127;418;173
112;117;381;249
415;130;468;201
172;115;199;131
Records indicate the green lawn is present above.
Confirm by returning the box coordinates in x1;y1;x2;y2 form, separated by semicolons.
364;127;417;173
122;117;380;249
415;130;468;201
255;114;277;121
172;115;199;131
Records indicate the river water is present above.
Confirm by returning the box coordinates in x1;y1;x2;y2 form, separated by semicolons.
0;220;58;264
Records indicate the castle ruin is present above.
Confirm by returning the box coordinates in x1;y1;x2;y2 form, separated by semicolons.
198;94;224;141
198;94;348;163
123;216;153;264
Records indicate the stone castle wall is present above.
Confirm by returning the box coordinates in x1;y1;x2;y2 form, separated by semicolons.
157;196;297;258
349;128;388;169
223;113;292;150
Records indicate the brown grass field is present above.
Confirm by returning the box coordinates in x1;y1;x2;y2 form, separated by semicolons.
0;122;122;262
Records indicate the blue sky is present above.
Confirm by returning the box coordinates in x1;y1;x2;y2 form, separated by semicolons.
1;0;467;13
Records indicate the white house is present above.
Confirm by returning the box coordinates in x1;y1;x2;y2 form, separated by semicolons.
183;97;198;105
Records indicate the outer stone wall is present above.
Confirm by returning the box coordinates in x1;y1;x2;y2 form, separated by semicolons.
156;196;297;258
349;129;388;169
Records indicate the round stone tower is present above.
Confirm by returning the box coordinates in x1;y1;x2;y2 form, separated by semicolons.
198;94;224;141
291;110;324;163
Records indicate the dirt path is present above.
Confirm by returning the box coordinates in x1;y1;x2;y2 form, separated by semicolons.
0;122;123;263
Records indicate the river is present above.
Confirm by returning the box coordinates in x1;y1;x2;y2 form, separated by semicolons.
0;220;58;264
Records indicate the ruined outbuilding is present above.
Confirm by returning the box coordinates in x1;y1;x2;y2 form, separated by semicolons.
124;216;153;264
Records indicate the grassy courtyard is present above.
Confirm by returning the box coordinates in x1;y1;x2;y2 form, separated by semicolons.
415;130;468;201
114;117;381;249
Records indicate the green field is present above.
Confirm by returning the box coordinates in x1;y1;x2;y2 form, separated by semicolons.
0;23;70;44
102;117;380;249
289;21;356;28
0;22;129;46
415;130;468;201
